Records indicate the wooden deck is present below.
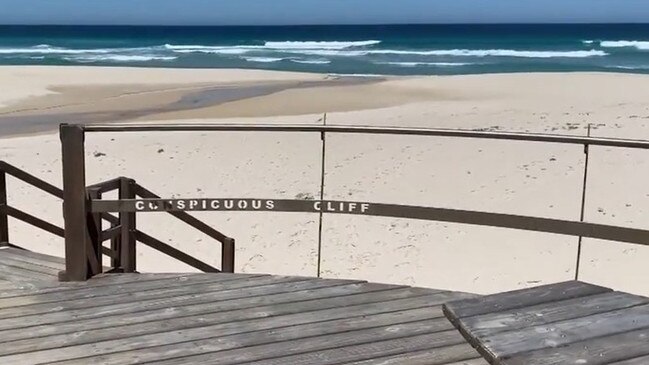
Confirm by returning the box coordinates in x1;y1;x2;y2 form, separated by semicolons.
5;245;649;365
0;247;484;365
444;281;649;365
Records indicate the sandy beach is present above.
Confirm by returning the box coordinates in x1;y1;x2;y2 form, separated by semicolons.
1;66;649;296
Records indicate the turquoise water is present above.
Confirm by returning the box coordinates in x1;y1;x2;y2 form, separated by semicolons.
1;24;648;75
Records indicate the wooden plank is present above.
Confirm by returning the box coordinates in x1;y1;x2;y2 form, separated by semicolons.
0;278;372;331
0;280;17;291
0;282;417;342
0;261;56;282
460;291;649;338
140;330;465;365
483;303;649;361
609;355;649;364
446;359;491;365
42;318;463;365
1;247;65;264
0;272;232;298
244;334;476;365
0;248;65;270
0;275;312;319
0;254;62;276
328;343;480;365
444;281;611;320
501;327;649;365
0;273;267;308
0;280;374;350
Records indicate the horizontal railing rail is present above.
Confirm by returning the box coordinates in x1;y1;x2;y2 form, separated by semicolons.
90;198;649;247
83;123;649;150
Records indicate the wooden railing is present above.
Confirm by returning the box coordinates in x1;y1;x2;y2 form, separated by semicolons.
66;123;649;281
0;160;235;280
0;161;65;246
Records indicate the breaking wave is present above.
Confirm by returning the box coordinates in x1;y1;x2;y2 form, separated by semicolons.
263;40;380;50
599;40;649;50
296;49;608;58
291;59;331;64
379;61;472;67
64;55;177;62
243;57;285;63
0;44;115;54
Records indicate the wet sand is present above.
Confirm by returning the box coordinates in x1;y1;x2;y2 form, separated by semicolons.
0;74;381;136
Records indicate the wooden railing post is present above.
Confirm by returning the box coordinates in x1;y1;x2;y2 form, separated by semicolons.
222;237;235;273
87;188;103;275
59;124;90;281
0;169;8;244
120;178;137;272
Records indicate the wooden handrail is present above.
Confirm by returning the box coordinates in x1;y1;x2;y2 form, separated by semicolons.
5;205;65;237
87;177;123;194
82;124;649;150
134;184;228;243
0;161;63;199
135;230;220;273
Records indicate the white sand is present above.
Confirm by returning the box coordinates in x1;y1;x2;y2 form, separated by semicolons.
1;67;649;295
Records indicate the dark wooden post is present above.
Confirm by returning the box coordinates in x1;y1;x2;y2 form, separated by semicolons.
222;237;235;273
120;178;137;272
59;124;90;281
0;169;8;244
110;217;121;270
87;188;103;275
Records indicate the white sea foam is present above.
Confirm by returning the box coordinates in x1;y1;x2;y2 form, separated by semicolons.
243;57;285;63
583;40;595;44
0;44;167;56
291;59;331;64
263;40;380;50
0;45;113;54
288;48;607;58
327;73;384;78
164;41;379;54
380;61;471;67
610;65;649;70
164;44;258;54
65;55;177;62
599;40;649;50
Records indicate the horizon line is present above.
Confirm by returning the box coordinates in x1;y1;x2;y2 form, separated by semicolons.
2;22;649;27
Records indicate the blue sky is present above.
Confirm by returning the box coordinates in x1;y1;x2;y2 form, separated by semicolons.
1;0;648;25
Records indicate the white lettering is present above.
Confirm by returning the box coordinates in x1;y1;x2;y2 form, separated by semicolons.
189;200;199;209
252;200;262;209
177;200;185;210
326;202;335;212
238;200;248;209
148;202;159;210
135;201;145;211
348;202;357;212
361;203;370;213
210;200;220;209
313;201;321;211
224;200;234;209
266;200;275;210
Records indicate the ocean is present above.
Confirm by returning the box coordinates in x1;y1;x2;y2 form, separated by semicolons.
0;24;648;75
